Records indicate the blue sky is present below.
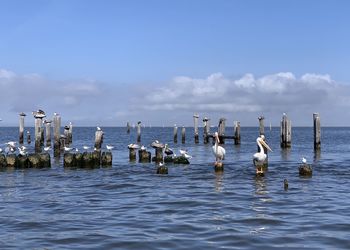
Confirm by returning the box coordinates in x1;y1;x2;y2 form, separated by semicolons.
1;0;350;126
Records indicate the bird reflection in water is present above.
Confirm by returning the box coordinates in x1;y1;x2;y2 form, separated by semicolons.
214;171;224;193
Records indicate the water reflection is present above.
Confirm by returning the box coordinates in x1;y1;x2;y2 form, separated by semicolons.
281;148;291;161
214;171;224;192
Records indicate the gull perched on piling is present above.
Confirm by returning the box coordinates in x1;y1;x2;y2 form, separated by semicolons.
83;146;90;151
302;157;307;164
32;109;46;119
106;145;114;151
44;146;51;151
128;143;140;149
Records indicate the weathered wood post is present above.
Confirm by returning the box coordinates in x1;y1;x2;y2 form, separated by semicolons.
127;122;130;134
94;128;104;150
173;124;178;143
40;122;45;146
129;148;136;161
234;121;241;145
218;118;226;144
19;112;26;144
313;113;321;150
193;113;199;143
34;118;43;153
27;131;31;144
68;122;73;144
258;116;265;136
203;117;210;144
137;121;141;143
280;113;292;148
181;126;186;144
53;113;61;156
44;120;52;147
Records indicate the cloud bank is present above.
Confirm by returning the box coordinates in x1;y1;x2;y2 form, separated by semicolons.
1;69;350;126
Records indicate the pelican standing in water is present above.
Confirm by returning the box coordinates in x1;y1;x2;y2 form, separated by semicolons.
253;135;272;174
212;132;226;166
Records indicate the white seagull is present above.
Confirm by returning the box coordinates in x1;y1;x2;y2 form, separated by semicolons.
97;126;102;131
106;145;114;151
64;146;73;152
301;157;307;164
128;143;140;149
212;132;226;165
83;146;90;151
253;135;272;174
44;146;51;151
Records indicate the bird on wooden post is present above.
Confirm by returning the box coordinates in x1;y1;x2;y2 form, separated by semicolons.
253;135;272;175
212;132;226;168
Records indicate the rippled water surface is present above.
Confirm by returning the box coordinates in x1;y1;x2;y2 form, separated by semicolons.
0;127;350;249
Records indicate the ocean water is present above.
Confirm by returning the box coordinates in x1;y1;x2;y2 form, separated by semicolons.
0;126;349;249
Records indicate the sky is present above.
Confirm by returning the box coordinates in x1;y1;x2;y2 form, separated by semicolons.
0;0;350;127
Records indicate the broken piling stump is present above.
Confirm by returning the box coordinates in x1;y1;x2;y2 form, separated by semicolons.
138;149;151;163
193;113;199;143
101;152;112;166
19;112;26;144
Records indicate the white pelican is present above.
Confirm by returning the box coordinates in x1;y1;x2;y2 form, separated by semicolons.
212;132;226;165
253;135;272;174
106;145;114;151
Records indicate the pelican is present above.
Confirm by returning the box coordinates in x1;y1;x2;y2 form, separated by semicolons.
253;135;272;174
212;132;226;165
128;143;140;149
164;144;173;155
106;145;114;151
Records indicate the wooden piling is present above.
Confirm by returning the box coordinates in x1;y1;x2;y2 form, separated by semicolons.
258;116;265;135
280;113;292;148
138;149;151;163
27;131;31;144
127;122;130;134
19;112;26;144
44;120;52;147
234;121;241;145
181;126;186;144
40;125;45;146
129;148;136;161
313;113;321;150
155;148;163;163
53;114;61;156
193;113;199;143
101;152;112;167
218;118;226;144
34;118;42;152
64;126;69;144
173;125;178;143
68;122;73;144
137;121;141;142
94;130;104;150
203;117;210;144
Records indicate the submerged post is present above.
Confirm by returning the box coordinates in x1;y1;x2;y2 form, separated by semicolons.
137;121;141;143
19;112;26;144
203;117;210;144
258;116;265;136
34;118;42;152
181;126;186;144
127;122;130;134
193;113;199;143
218;118;226;144
313;113;321;150
234;121;241;145
280;113;292;148
173;124;178;143
53;113;61;156
44;120;52;147
27;131;31;144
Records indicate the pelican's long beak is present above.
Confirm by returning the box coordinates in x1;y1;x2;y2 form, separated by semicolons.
261;139;273;152
216;134;220;144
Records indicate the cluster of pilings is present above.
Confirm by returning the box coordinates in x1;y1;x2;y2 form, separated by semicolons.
128;147;189;164
63;151;112;168
0;153;51;169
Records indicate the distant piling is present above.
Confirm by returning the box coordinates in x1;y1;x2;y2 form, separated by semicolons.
218;118;226;144
173;125;178;143
137;121;141;143
234;121;241;145
127;122;130;134
181;126;186;144
313;113;321;150
68;122;73;144
19;112;26;144
64;126;69;144
280;113;291;148
94;129;104;150
203;117;210;144
258;116;265;136
193;113;199;143
44;120;52;147
53;114;61;156
34;118;42;152
27;131;31;144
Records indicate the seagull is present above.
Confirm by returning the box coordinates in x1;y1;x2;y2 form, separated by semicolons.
32;109;46;119
18;147;27;156
128;143;140;149
151;140;164;149
140;145;147;151
179;149;192;159
44;146;51;151
253;135;273;174
83;146;90;151
6;141;17;148
164;144;174;155
64;146;73;152
159;162;165;167
97;126;102;131
212;132;226;165
54;112;58;116
179;149;187;155
106;145;114;151
0;148;2;153
301;157;307;164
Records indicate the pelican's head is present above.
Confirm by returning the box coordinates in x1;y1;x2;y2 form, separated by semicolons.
257;136;272;152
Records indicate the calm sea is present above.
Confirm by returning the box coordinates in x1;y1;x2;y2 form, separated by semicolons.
0;126;349;249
